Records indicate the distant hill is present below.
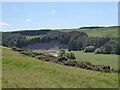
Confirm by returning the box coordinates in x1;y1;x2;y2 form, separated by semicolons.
12;29;52;36
57;26;118;37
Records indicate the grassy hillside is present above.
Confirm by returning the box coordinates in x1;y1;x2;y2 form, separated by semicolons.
79;27;118;37
2;48;118;88
72;51;118;69
57;26;118;37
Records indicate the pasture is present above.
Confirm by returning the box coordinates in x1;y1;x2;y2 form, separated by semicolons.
57;26;118;37
2;48;118;88
72;51;118;69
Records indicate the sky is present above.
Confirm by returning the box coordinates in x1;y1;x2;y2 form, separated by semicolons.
0;2;118;31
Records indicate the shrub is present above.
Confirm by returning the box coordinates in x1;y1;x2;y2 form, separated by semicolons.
20;51;26;54
35;55;43;59
64;60;78;66
69;52;76;59
59;49;66;57
78;62;93;69
94;48;101;54
84;46;95;52
103;43;113;54
65;52;76;59
12;47;24;52
57;56;67;61
35;55;50;61
20;50;36;57
31;54;36;57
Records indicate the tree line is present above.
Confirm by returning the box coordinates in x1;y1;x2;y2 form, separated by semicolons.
2;30;120;55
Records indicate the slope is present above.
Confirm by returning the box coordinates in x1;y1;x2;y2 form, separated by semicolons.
2;48;118;88
57;26;118;37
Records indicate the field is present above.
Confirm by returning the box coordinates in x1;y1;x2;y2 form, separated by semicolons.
2;48;118;88
57;26;118;37
72;51;118;69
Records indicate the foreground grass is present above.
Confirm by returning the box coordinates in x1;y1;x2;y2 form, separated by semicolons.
73;51;118;69
2;48;118;88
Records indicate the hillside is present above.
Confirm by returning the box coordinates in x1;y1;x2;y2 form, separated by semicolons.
2;26;120;54
57;26;118;37
2;48;118;88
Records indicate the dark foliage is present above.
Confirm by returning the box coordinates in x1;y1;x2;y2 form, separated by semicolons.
2;32;26;47
79;26;104;29
94;37;120;55
64;60;78;66
2;30;120;55
12;29;51;36
57;57;68;61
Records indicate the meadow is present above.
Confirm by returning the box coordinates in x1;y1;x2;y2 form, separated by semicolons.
2;48;118;88
72;51;118;69
57;26;118;37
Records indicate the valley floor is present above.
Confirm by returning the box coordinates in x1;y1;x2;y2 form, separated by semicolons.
73;51;118;69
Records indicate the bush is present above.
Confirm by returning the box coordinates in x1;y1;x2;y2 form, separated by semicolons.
31;54;36;57
94;48;101;54
20;51;29;55
64;60;78;66
66;52;76;59
84;46;95;52
35;55;50;61
20;51;26;54
57;56;67;61
69;52;76;59
78;62;93;69
59;49;66;57
12;47;24;52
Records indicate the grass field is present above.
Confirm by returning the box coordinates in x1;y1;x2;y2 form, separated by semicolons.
72;51;118;69
57;26;118;37
78;27;118;37
2;48;118;88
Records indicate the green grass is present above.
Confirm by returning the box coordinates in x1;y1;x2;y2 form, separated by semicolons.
2;48;118;88
26;35;43;40
72;51;118;69
79;27;118;37
57;26;118;37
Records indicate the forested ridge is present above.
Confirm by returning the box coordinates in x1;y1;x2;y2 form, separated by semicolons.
2;27;120;55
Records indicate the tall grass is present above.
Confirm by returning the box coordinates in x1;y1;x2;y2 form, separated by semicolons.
2;48;118;88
